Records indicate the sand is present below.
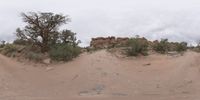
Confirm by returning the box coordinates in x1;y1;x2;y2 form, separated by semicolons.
0;50;200;100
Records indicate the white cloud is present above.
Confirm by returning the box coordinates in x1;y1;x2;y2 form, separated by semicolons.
0;0;200;46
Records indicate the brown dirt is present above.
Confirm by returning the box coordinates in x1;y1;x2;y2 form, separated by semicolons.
0;50;200;100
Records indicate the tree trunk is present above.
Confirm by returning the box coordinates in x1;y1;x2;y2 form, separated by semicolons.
41;38;49;53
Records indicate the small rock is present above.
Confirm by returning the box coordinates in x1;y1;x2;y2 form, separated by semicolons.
115;73;119;76
101;72;108;76
43;58;51;64
187;80;193;84
46;67;54;71
156;84;160;88
143;63;151;66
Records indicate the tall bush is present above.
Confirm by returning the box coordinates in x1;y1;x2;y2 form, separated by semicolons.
126;38;149;56
1;44;18;57
49;44;81;61
175;42;187;52
153;39;169;54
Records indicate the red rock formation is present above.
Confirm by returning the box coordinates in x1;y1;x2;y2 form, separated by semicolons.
116;37;129;46
90;37;129;49
90;36;154;49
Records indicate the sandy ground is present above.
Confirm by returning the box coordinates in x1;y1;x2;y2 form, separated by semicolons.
0;50;200;100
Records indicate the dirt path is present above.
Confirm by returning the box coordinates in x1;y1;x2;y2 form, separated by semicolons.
0;50;200;100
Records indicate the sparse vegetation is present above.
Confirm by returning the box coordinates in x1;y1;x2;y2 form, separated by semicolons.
0;12;194;63
0;12;81;63
153;39;188;54
0;41;5;48
25;51;43;62
191;41;200;52
126;37;149;56
13;39;30;45
175;42;187;52
49;44;81;61
15;12;74;53
153;39;170;54
1;44;18;57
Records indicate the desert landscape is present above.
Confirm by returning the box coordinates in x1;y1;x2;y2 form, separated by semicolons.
1;0;200;100
0;49;200;100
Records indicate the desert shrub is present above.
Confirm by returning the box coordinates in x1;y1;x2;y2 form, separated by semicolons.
192;41;200;52
13;39;30;45
25;52;43;62
126;38;149;56
0;41;5;48
153;39;170;54
0;45;4;48
1;44;18;57
49;44;81;61
23;45;41;54
175;42;187;52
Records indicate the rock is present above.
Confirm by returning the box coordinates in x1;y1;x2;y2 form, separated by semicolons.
43;58;51;64
156;84;160;88
90;36;151;49
143;63;151;66
46;67;54;71
101;72;108;76
90;37;129;49
115;73;119;76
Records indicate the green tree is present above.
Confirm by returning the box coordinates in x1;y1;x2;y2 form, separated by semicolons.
0;41;5;48
60;30;81;47
15;12;73;53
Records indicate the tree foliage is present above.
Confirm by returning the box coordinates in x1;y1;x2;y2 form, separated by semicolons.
0;41;5;48
15;12;78;53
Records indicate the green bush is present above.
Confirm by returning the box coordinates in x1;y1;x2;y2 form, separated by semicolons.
126;38;149;56
1;44;18;57
0;41;5;48
25;52;43;62
49;44;81;61
13;39;29;45
153;39;170;54
175;42;187;52
0;45;4;48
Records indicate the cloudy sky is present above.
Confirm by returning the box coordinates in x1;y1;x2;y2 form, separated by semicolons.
0;0;200;46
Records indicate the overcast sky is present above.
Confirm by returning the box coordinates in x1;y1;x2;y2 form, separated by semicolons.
0;0;200;46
